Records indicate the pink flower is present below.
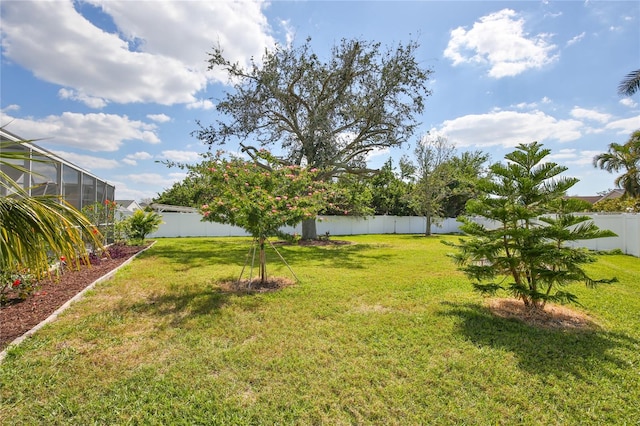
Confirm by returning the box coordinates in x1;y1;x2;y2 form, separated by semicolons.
203;211;210;217
275;196;281;201
245;182;249;186
202;204;209;209
271;209;277;213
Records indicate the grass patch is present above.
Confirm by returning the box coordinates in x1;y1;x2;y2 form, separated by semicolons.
1;235;639;424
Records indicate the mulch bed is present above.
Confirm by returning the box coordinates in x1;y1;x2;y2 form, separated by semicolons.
0;244;148;351
488;298;598;330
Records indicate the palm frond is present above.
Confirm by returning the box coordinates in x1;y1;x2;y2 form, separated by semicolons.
618;69;640;96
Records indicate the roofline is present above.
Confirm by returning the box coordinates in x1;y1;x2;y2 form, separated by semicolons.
0;128;114;186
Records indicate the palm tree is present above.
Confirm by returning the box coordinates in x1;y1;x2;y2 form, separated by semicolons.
618;69;640;96
593;130;640;198
1;137;105;282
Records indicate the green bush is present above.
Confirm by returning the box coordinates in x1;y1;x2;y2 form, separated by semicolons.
122;210;162;245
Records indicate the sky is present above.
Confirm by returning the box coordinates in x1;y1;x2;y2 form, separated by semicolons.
1;0;639;202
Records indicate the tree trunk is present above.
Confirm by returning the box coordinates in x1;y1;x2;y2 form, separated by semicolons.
258;237;267;283
425;214;432;236
302;218;317;240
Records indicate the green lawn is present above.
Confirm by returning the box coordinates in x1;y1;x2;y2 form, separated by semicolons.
1;235;639;425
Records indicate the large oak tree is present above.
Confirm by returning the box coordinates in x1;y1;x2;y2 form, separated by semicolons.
195;37;433;238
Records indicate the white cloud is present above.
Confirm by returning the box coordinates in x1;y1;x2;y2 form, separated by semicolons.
0;1;276;106
58;88;107;109
51;150;120;172
566;32;586;46
147;113;171;123
0;112;160;152
186;99;215;110
118;172;185;187
160;150;201;163
570;107;611;123
1;104;20;113
443;9;558;78
109;171;186;200
605;115;640;135
279;19;296;47
547;149;601;166
433;110;583;148
123;151;154;165
513;101;538;110
366;147;390;162
619;98;638;108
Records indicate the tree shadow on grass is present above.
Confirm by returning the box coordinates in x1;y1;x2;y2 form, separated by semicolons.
142;239;253;272
438;301;638;379
149;238;393;273
272;242;397;270
118;278;266;328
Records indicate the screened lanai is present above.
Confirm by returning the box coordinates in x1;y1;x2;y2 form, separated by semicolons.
0;128;115;210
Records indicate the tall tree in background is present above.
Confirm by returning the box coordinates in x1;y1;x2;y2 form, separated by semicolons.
196;37;432;239
441;150;490;218
593;130;640;198
618;69;640;96
409;135;455;236
451;142;616;311
153;174;207;208
369;158;413;216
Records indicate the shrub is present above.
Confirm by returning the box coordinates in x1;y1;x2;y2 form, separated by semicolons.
122;210;162;245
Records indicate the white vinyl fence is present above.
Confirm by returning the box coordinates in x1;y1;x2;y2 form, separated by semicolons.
144;213;640;257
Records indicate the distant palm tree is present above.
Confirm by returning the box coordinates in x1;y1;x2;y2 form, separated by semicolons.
593;130;640;198
1;137;105;281
618;69;640;96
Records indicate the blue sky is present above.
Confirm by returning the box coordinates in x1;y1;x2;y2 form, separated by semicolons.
1;0;639;202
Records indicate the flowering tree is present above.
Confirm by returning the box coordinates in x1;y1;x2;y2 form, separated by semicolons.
194;150;328;283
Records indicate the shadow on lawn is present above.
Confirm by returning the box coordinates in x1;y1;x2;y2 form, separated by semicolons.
439;301;638;379
149;238;392;273
271;242;397;270
121;282;265;328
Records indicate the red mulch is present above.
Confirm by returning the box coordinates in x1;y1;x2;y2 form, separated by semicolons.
0;244;148;351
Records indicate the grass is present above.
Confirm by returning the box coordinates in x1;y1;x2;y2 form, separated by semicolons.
1;235;639;425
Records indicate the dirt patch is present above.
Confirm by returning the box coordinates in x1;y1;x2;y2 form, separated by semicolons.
272;239;353;247
0;244;148;351
488;298;598;330
296;239;352;247
217;276;296;293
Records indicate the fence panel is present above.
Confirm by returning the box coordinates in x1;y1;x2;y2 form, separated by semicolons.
145;213;640;257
